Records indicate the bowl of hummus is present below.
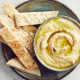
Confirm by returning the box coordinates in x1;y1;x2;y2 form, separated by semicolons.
34;16;80;71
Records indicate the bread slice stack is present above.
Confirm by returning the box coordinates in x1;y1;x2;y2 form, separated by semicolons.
0;3;59;76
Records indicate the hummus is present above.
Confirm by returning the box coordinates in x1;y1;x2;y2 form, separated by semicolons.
35;17;80;69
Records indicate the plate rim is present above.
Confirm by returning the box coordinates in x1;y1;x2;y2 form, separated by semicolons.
1;0;80;80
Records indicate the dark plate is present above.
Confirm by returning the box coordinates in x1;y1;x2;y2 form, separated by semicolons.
2;0;80;80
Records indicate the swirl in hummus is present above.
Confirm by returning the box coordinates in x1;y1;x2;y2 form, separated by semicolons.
35;17;80;69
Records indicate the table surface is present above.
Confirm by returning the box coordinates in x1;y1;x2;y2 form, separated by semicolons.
0;0;80;80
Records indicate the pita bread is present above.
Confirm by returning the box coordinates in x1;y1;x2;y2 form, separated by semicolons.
0;14;35;57
0;36;6;44
2;3;19;20
2;3;37;53
2;3;37;34
22;25;37;39
6;57;41;76
0;14;15;29
14;11;59;26
22;25;37;34
0;27;37;69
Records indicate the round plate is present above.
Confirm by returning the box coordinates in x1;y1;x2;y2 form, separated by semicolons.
2;0;80;80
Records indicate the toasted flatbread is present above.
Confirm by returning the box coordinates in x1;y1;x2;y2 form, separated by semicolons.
2;3;37;50
22;25;37;34
2;3;19;20
0;14;35;57
0;27;37;69
0;14;14;44
2;3;37;34
0;14;15;29
0;36;6;44
6;57;41;76
14;11;59;26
